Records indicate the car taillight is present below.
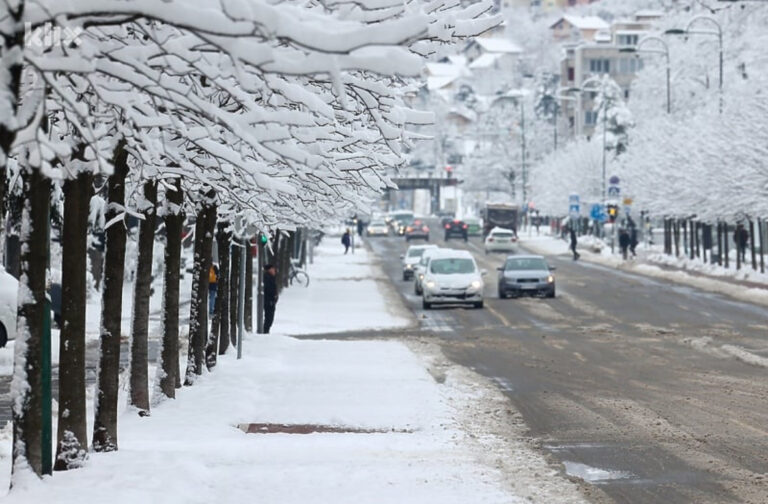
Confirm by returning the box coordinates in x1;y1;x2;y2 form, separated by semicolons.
423;226;429;232
445;224;450;229
406;227;413;232
462;224;468;229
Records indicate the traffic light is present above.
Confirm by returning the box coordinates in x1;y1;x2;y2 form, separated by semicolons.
607;204;618;223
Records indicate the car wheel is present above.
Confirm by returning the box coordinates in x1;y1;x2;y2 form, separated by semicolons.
546;288;556;298
414;284;421;295
498;288;505;299
422;299;431;310
473;301;484;309
0;323;7;348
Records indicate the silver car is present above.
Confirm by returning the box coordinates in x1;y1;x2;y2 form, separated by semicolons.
497;255;555;299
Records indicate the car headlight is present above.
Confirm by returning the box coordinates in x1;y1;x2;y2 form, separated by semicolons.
419;273;424;280
425;281;436;289
470;280;482;290
547;275;555;284
405;264;413;269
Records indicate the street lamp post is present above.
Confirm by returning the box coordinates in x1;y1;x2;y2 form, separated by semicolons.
665;16;723;113
621;36;671;113
564;76;621;205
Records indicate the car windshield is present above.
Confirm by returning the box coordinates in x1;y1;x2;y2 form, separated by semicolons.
492;232;515;238
504;258;548;271
430;258;475;274
408;248;426;258
370;221;385;226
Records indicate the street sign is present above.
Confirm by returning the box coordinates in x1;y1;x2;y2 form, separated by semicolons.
590;203;606;223
568;194;580;218
623;197;633;206
608;185;620;197
609;175;620;185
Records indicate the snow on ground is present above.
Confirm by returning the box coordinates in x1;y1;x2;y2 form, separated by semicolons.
518;233;768;307
0;233;588;503
273;237;413;335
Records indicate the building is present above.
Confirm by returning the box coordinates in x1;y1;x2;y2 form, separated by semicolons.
557;10;662;137
463;37;523;94
550;15;610;42
505;0;597;10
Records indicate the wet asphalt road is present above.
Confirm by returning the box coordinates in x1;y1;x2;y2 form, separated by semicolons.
356;226;768;504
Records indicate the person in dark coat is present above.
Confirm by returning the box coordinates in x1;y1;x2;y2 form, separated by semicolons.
627;218;639;257
619;228;631;260
569;226;580;261
341;229;351;254
734;223;749;263
263;264;278;334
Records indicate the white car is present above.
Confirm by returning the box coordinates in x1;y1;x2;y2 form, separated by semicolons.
485;227;518;254
421;249;485;309
401;244;438;281
413;247;443;295
366;220;390;237
0;266;19;347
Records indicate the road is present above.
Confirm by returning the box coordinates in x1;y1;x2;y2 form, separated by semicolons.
359;225;768;504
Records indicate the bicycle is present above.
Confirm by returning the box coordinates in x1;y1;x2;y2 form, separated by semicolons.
289;259;310;287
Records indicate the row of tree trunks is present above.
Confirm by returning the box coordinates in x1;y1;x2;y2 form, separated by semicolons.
184;192;216;385
157;178;184;401
11;167;51;478
54;172;93;470
93;141;130;453
129;180;158;414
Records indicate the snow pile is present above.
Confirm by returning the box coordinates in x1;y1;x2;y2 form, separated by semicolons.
274;237;413;335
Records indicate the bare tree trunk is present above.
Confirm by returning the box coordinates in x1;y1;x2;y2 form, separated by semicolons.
11;167;51;478
229;236;241;346
184;191;215;384
54;172;92;471
93;142;129;452
244;240;253;332
157;179;183;401
5;191;23;278
216;222;230;355
129;180;157;414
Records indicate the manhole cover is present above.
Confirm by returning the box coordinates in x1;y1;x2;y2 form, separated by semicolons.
237;423;413;434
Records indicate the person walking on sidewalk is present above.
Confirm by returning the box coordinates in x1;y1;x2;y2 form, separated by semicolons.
629;225;639;258
569;226;580;261
208;263;219;315
734;223;749;263
263;263;278;333
341;229;351;254
619;228;631;260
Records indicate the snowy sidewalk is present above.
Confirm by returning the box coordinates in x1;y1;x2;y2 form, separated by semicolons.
0;235;587;504
273;237;413;335
518;233;768;307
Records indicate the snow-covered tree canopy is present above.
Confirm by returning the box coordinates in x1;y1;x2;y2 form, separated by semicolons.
2;0;501;228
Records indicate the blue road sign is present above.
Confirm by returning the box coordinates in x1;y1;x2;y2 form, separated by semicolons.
591;203;606;223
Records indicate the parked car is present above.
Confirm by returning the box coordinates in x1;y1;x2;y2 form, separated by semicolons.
497;255;555;299
484;227;518;254
413;247;443;295
464;218;482;236
421;249;485;309
443;219;468;241
405;219;430;241
401;244;438;280
0;267;18;348
366;220;390;237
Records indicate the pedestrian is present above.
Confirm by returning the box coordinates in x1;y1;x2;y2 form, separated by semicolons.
733;223;749;263
356;217;365;237
619;228;631;260
341;228;351;254
208;263;219;315
569;226;580;261
627;217;638;257
263;263;278;334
